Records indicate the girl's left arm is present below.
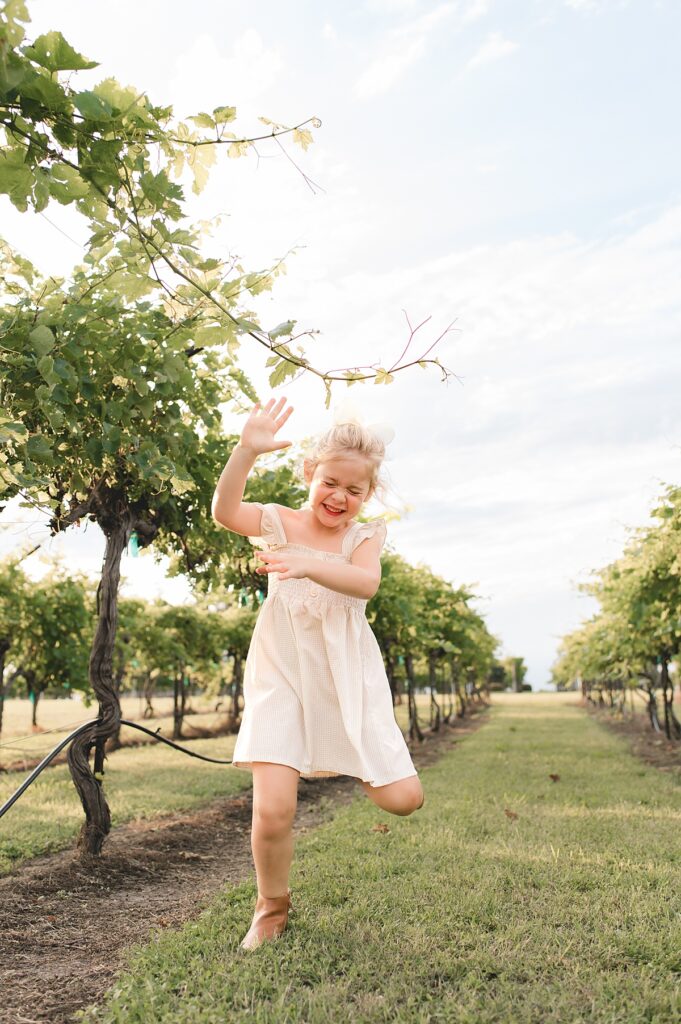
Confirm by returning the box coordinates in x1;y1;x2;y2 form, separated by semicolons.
255;535;383;600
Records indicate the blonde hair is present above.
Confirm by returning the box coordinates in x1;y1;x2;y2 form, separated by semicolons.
303;421;388;502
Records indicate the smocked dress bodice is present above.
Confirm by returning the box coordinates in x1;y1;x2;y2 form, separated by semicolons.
248;503;387;618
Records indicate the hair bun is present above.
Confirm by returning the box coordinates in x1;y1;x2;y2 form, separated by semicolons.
332;397;395;449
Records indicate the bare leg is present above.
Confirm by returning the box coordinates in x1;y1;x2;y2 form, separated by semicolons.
361;774;424;816
250;761;300;898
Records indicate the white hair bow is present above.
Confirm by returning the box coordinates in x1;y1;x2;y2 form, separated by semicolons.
331;396;395;452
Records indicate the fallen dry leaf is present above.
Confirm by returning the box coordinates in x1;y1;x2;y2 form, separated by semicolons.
371;823;390;833
549;774;560;783
504;808;519;820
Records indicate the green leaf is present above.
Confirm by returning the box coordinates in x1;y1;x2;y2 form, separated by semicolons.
0;149;34;209
37;354;58;384
374;368;394;385
29;325;55;356
19;69;69;108
236;318;261;335
0;418;27;443
268;320;296;340
189;113;216;130
23;31;99;71
50;384;69;404
268;358;300;388
228;141;251;159
170;475;196;495
74;90;113;120
2;1;29;47
48;165;90;204
292;128;314;150
213;105;237;124
86;436;103;463
93;78;140;114
25;434;53;463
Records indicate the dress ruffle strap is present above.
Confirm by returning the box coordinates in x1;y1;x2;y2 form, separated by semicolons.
248;502;287;548
343;518;388;557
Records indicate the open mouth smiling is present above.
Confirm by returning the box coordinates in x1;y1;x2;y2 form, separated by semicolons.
322;503;345;516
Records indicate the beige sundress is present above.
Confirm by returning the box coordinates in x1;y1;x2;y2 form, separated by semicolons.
231;502;418;788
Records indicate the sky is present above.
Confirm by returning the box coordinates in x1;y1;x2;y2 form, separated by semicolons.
2;0;680;687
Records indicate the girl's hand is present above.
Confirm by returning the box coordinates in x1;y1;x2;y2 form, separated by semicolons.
239;397;294;456
255;550;310;581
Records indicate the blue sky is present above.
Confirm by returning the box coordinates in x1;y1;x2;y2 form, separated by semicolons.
2;0;680;686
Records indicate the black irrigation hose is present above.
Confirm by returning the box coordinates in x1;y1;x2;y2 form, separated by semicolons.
0;718;100;821
0;717;233;823
119;718;233;765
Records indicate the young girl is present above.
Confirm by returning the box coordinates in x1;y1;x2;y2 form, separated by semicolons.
211;396;424;951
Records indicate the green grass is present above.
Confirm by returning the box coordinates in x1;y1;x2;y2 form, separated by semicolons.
0;733;250;873
77;695;680;1024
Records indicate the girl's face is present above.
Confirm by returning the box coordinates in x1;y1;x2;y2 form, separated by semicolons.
304;453;374;529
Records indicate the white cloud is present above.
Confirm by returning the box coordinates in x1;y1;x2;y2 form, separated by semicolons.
354;36;427;98
466;31;518;70
564;0;630;11
462;0;490;22
354;2;459;98
367;0;421;11
172;30;283;116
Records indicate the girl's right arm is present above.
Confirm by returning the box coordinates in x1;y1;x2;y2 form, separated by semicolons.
211;397;294;537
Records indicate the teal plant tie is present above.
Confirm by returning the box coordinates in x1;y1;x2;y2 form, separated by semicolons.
129;531;140;557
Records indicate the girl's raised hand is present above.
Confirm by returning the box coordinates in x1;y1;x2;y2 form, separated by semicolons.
239;397;294;455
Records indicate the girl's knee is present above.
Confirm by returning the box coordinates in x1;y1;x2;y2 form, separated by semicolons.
252;799;297;836
396;779;425;816
364;776;424;816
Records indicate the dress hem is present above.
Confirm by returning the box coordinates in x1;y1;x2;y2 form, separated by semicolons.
231;758;418;788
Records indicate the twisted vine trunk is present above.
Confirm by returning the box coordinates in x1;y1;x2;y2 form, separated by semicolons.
450;658;466;718
660;657;681;741
108;647;127;749
173;665;187;740
428;650;442;732
384;650;396;705
231;654;243;724
142;672;156;718
405;653;424;744
67;515;130;857
0;639;10;736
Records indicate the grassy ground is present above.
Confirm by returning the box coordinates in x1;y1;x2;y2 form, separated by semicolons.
0;734;250;874
77;694;680;1024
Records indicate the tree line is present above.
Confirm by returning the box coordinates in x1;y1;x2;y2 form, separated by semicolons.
552;482;681;741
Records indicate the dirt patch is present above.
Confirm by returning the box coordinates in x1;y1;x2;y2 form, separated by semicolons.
586;704;681;776
0;710;488;1024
